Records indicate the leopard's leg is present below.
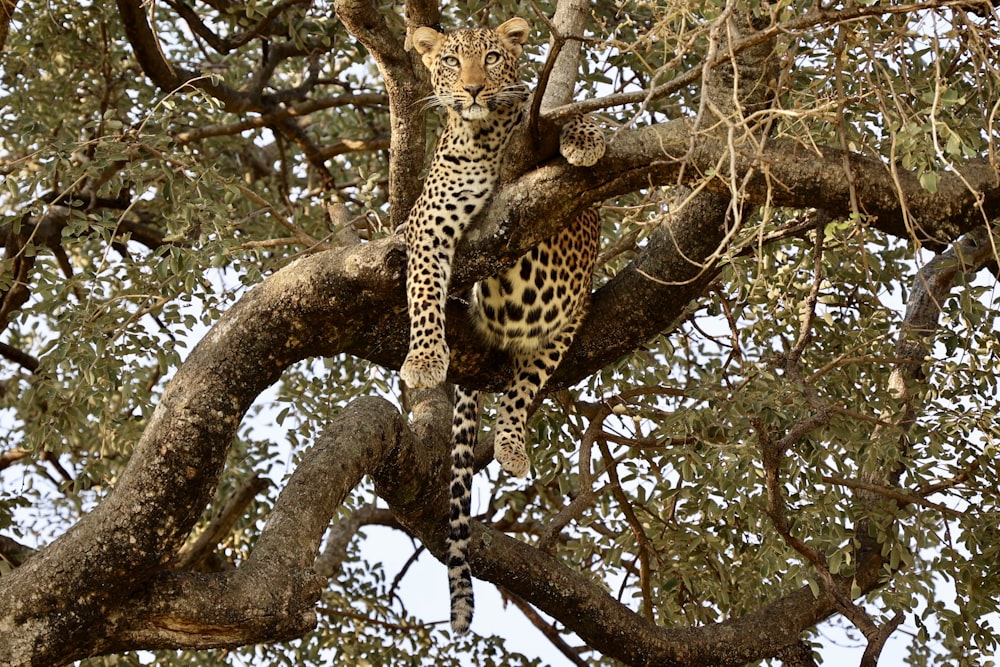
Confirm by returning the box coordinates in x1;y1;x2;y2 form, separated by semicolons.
493;318;581;477
401;224;456;389
448;385;482;633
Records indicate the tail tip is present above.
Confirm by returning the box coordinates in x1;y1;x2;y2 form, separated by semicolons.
450;600;473;634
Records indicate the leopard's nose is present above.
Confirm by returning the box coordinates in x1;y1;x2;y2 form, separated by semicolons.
464;84;484;99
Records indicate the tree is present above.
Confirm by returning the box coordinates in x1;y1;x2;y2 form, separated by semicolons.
1;0;998;664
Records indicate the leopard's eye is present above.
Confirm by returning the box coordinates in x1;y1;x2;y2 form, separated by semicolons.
484;51;501;65
442;55;460;67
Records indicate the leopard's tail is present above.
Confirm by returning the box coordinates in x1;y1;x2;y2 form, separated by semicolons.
448;386;481;633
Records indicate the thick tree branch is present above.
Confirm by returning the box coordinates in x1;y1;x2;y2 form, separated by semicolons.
385;481;894;667
3;188;994;666
2;396;414;662
0;361;902;667
403;0;441;33
533;0;590;121
116;0;246;111
335;0;428;226
5;9;998;662
0;0;16;56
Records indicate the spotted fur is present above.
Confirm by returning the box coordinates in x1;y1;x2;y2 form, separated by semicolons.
400;18;604;634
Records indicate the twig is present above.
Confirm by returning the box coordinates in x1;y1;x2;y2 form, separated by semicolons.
542;0;983;120
387;543;425;606
597;438;656;621
234;183;329;249
315;604;438;633
173;95;388;144
917;458;981;497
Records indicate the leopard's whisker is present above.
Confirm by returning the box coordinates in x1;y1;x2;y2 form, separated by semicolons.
415;94;446;112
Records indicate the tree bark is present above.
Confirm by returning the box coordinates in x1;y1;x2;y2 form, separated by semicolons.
1;138;997;665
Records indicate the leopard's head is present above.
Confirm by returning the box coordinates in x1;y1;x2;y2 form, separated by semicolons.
413;18;529;121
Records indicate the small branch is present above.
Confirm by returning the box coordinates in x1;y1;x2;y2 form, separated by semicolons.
528;23;565;139
271;116;338;191
0;446;31;470
234;183;328;248
173;95;388;144
315;136;391;160
387;544;424;607
787;218;828;365
167;0;311;54
821;475;965;519
537;482;609;554
860;612;905;667
503;588;590;667
917;458;981;497
316;603;437;633
849;226;997;533
115;0;245;111
172;472;270;571
758;421;906;664
889;226;997;404
0;342;39;372
755;418;826;570
316;505;396;578
597;438;656;621
0;534;35;567
241;236;314;250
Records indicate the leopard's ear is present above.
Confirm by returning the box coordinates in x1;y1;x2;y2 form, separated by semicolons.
496;17;530;56
413;26;445;67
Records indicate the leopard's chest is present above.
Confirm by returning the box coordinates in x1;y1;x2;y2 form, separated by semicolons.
405;120;514;240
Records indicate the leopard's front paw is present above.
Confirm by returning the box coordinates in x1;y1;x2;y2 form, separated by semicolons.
494;432;530;478
400;347;450;389
560;115;606;167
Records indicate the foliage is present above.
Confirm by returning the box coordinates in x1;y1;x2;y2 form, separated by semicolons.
1;0;998;665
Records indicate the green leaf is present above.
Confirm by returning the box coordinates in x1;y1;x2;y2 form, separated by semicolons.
920;171;940;193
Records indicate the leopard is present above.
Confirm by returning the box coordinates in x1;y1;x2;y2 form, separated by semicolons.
400;17;605;634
